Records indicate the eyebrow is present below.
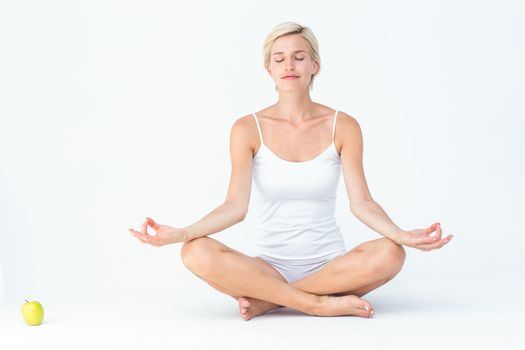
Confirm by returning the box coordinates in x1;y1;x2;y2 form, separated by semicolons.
272;50;307;56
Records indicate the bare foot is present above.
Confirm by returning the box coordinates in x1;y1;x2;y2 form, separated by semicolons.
313;294;375;318
237;296;283;321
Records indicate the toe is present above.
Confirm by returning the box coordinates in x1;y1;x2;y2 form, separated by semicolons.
362;300;373;312
239;297;251;308
354;305;371;318
360;301;374;317
238;297;252;316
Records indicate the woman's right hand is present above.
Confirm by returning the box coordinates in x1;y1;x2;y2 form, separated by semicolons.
128;217;186;247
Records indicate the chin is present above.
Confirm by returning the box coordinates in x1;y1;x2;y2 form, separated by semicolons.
277;84;306;92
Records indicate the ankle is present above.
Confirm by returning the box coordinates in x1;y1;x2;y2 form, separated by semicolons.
310;294;325;316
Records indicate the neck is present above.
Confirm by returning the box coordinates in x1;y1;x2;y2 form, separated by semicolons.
273;90;315;124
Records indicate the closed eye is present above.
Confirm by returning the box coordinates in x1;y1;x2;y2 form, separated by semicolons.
276;58;304;63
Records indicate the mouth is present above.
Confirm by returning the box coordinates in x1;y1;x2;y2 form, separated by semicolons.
282;75;299;80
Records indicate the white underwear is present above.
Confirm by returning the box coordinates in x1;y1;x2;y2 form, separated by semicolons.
254;249;346;283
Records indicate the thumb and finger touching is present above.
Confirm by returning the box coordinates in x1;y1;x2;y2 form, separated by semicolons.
415;222;440;244
415;223;454;251
128;217;160;244
146;217;160;231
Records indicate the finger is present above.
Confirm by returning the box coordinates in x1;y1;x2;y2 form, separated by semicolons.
417;234;454;251
419;226;433;240
129;228;142;239
129;228;149;243
432;223;443;241
141;220;149;235
424;222;439;237
133;230;151;243
421;233;446;245
417;232;439;244
146;217;159;231
420;223;441;243
130;229;148;243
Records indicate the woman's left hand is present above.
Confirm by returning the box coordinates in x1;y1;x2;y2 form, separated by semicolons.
397;222;454;251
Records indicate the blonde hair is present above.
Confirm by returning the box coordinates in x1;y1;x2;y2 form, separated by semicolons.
263;22;321;91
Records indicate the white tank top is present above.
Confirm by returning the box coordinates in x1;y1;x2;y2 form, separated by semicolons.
251;110;347;260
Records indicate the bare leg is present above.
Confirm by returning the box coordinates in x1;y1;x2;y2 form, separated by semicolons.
200;276;285;320
181;237;374;319
290;237;406;296
183;246;287;320
240;238;405;317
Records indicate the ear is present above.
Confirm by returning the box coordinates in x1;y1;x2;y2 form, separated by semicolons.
265;63;272;76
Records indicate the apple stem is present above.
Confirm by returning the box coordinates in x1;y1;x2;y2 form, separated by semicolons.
25;299;29;303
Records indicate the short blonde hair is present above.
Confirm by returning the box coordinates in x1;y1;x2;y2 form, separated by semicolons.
263;22;321;91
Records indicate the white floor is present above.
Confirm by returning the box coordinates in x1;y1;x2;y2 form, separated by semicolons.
1;276;523;350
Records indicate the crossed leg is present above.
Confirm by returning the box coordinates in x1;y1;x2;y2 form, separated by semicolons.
291;237;406;297
180;236;405;320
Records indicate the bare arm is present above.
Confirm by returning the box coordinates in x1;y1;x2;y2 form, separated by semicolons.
339;112;453;250
182;202;246;242
182;116;255;242
338;112;403;243
129;116;254;246
349;182;454;250
350;200;404;244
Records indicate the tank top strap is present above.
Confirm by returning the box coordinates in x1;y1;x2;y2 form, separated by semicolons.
332;110;339;142
252;113;263;144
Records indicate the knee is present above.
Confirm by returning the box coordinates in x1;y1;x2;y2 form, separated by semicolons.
180;237;216;273
371;238;406;277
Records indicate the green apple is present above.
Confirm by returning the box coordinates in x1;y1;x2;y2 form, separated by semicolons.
21;299;44;326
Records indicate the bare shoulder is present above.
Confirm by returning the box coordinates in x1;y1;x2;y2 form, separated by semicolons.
232;114;257;138
335;111;363;151
223;114;258;212
230;114;258;155
234;114;256;126
337;111;361;131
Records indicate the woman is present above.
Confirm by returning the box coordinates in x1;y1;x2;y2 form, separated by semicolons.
129;22;454;321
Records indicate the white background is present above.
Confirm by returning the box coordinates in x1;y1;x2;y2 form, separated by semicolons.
1;0;524;348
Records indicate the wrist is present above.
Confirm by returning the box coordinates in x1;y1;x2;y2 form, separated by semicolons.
181;227;192;243
392;228;406;245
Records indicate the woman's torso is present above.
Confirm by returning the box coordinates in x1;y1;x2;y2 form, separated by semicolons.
250;103;347;260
